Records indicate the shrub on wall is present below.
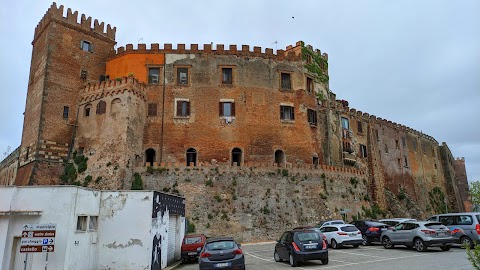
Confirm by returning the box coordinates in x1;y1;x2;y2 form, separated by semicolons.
131;173;144;190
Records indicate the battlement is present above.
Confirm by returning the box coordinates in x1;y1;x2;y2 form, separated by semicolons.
109;41;319;61
333;101;439;145
34;2;116;42
455;157;465;162
79;77;146;102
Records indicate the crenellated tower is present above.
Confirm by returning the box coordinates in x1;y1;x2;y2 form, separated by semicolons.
16;2;116;185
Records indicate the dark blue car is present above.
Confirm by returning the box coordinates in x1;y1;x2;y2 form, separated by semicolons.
274;229;328;267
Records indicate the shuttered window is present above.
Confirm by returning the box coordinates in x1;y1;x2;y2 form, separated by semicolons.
148;103;158;116
176;100;190;117
280;105;294;121
219;102;235;117
96;101;106;115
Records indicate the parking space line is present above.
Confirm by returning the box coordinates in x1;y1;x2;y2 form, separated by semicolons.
244;252;309;270
330;259;352;264
332;250;389;258
308;253;429;269
245;249;274;253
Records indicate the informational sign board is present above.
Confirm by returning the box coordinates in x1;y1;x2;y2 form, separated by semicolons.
20;224;56;253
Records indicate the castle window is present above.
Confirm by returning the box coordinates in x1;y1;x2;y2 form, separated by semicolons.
412;139;418;151
360;144;367;158
312;156;319;166
63;106;69;119
375;129;379;141
80;70;87;80
280;73;292;90
231;148;242;166
96;100;106;115
397;158;401;168
341;117;349;130
385;144;389;154
145;148;156;166
176;67;189;86
404;156;409;167
222;68;233;85
275;150;286;166
306;55;313;64
175;99;190;117
402;137;406;147
25;147;30;161
306;76;314;93
80;40;93;52
186;148;197;166
219;101;235;117
84;104;92;117
307;109;317;125
148;68;160;84
280;105;295;121
357;121;363;134
148;103;158;116
76;216;88;231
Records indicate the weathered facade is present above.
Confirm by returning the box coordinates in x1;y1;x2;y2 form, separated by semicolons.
0;2;471;240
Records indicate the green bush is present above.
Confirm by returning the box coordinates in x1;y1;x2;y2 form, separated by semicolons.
281;169;289;177
262;206;270;214
187;222;196;233
213;194;222;202
74;155;84;165
106;162;112;167
205;179;213;187
208;213;213;219
131;173;144;190
77;161;87;173
466;243;480;269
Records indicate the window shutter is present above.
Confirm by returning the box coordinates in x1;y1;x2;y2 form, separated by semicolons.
280;106;283;119
219;102;223;117
291;107;295;120
80;40;84;50
186;101;190;116
90;43;94;52
231;102;235;116
176;101;182;116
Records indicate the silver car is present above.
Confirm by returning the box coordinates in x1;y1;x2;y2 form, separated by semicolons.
381;221;454;252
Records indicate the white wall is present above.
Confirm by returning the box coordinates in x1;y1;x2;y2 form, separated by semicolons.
97;191;153;270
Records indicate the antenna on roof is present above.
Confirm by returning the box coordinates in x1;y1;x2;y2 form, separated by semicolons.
271;41;278;51
138;38;143;43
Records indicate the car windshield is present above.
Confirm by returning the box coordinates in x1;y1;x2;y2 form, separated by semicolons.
185;237;202;244
206;241;235;251
425;223;447;230
340;226;358;232
296;232;320;241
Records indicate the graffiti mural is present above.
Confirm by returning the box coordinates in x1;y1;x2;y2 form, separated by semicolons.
151;192;185;270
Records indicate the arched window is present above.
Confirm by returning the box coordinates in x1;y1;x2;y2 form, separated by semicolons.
231;148;242;166
96;100;106;115
111;98;122;114
275;150;285;166
186;148;197;166
145;148;156;166
312;154;319;168
84;103;92;117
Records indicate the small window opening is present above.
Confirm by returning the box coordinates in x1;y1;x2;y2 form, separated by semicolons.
149;68;160;84
306;77;314;93
77;216;87;231
96;101;106;115
280;73;292;90
186;148;197;166
280;105;295;121
275;150;285;166
308;109;317;125
145;148;156;166
89;216;98;231
63;106;69;119
219;102;235;117
148;103;158;116
360;144;367;158
231;148;242;166
177;68;188;85
176;100;190;117
357;121;363;134
222;68;233;84
80;70;87;80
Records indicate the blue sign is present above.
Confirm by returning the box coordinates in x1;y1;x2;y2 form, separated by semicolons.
43;239;48;245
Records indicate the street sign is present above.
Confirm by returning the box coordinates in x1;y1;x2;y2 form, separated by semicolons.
20;224;56;253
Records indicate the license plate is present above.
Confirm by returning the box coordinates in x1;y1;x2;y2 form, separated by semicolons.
188;252;197;255
381;228;387;231
349;233;357;237
214;262;231;268
437;233;446;237
305;244;318;249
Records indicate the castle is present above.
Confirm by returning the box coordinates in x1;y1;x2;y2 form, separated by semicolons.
0;3;471;240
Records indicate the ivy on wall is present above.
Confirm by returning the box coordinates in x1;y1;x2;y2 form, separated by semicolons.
301;44;329;84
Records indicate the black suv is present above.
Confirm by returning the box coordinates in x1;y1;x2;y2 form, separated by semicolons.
350;220;389;246
274;229;328;267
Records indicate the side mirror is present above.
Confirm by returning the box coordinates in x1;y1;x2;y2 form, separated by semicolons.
237;244;241;248
197;247;202;252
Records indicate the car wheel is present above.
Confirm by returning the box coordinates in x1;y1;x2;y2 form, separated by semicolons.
289;253;298;267
414;238;427;252
353;244;360;248
441;245;451;251
362;235;370;246
331;239;339;249
321;258;329;265
461;236;474;249
382;236;394;249
274;250;283;262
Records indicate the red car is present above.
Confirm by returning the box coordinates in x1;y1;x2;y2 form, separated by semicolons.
181;234;207;262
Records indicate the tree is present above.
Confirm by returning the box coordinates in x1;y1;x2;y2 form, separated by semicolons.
469;181;480;212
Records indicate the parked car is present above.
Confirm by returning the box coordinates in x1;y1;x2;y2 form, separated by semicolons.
274;229;328;267
381;221;454;252
350;220;389;246
379;218;416;227
198;237;245;270
320;224;363;248
181;234;206;262
318;220;345;227
428;212;480;248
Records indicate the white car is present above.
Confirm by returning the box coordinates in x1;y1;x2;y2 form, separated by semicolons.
319;220;345;228
379;218;416;227
319;224;363;249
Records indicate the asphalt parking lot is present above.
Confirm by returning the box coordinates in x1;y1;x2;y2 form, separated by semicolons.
177;242;472;270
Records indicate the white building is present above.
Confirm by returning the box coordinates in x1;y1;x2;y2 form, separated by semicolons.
0;186;186;270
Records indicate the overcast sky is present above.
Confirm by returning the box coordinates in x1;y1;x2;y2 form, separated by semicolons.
1;0;479;182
